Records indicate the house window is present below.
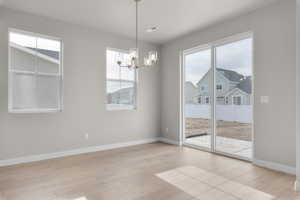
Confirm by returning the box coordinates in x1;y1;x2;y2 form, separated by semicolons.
205;96;210;104
198;97;202;104
233;96;242;105
216;84;222;90
106;48;136;110
8;29;63;113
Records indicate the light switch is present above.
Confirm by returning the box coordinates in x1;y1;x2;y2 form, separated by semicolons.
260;96;269;104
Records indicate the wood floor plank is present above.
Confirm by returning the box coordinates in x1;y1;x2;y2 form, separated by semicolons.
0;142;298;200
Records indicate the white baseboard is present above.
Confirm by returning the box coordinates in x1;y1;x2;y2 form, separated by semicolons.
159;137;180;145
253;158;296;175
0;138;160;167
295;180;300;191
3;137;293;176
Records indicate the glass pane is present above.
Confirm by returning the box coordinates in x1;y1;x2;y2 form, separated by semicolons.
119;82;135;105
106;49;122;80
9;32;36;72
184;48;212;149
215;38;253;159
36;76;60;109
107;80;135;110
9;31;62;112
120;66;135;81
106;49;134;81
11;73;37;109
37;37;60;74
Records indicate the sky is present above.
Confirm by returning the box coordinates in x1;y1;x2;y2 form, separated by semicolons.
185;38;253;85
10;32;61;51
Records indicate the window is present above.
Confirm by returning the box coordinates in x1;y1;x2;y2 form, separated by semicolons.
205;96;210;104
225;97;229;104
233;96;242;105
201;85;207;91
217;97;223;104
198;96;202;104
106;48;136;110
8;29;63;113
216;84;222;90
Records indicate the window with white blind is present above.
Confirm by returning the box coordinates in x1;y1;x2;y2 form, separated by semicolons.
8;29;63;113
106;48;137;110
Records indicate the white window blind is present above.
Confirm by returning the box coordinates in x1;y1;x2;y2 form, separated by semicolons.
106;49;137;110
8;30;63;113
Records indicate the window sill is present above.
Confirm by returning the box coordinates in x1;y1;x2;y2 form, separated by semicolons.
106;104;136;111
8;108;62;114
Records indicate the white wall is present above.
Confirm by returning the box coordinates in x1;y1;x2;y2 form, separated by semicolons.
0;8;161;160
296;0;300;189
161;0;296;168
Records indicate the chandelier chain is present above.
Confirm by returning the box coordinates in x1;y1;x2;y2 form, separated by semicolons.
136;0;138;50
117;0;158;69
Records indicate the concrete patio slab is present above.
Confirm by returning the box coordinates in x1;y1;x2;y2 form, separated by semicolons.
185;135;252;159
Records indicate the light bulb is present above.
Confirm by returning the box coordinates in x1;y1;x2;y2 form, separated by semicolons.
129;48;138;59
149;51;158;63
144;57;151;66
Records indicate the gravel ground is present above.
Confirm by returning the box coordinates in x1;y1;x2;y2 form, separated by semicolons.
185;118;252;141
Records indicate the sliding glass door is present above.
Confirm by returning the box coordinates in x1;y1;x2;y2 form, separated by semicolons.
183;33;253;160
184;47;213;150
215;38;253;159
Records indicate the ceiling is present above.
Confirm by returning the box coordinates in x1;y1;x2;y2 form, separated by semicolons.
1;0;279;44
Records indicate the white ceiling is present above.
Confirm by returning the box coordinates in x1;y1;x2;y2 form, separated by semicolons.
1;0;279;44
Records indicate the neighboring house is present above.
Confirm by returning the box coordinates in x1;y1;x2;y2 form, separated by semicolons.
196;68;252;105
10;42;60;71
9;42;60;108
185;82;198;104
108;87;135;105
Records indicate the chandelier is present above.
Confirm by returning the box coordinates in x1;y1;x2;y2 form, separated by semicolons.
117;0;158;69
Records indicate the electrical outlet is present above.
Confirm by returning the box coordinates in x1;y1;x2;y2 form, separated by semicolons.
260;96;269;104
85;133;89;140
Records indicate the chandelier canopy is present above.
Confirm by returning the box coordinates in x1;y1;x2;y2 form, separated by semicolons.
117;0;158;69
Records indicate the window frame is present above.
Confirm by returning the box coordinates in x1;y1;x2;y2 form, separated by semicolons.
216;84;223;91
8;28;64;113
232;95;242;105
205;96;210;104
105;47;138;111
225;96;229;104
198;96;202;104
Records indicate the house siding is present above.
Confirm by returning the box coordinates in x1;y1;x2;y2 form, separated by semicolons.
184;82;198;104
195;69;251;105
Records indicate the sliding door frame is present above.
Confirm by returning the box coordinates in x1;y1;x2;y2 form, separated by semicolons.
181;44;214;152
180;31;254;161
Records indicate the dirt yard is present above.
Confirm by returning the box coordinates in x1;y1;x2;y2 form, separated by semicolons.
185;118;252;141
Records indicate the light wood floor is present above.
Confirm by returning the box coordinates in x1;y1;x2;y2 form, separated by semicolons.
0;142;298;200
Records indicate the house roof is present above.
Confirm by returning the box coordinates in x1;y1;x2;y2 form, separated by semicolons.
28;47;59;60
108;87;134;95
196;68;244;86
217;68;244;82
237;76;252;94
11;42;59;64
196;67;252;94
185;81;197;89
224;87;249;97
